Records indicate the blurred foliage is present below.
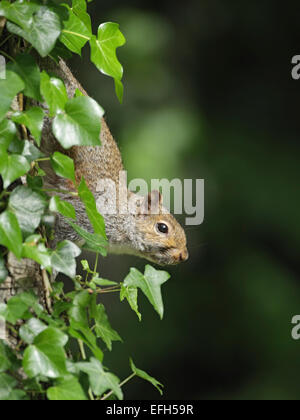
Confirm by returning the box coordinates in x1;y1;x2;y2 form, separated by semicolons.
72;0;300;400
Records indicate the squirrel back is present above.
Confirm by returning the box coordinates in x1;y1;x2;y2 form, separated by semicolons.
38;59;189;266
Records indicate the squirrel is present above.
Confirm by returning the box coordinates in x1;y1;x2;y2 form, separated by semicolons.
38;58;188;266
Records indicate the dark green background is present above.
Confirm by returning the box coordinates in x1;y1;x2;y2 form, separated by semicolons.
70;0;300;400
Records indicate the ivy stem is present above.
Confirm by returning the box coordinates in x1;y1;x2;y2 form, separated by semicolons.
0;34;12;48
62;30;90;41
35;157;50;162
97;289;121;294
78;339;86;360
0;190;10;200
101;373;136;401
42;188;78;197
93;253;99;274
0;50;15;62
77;340;95;401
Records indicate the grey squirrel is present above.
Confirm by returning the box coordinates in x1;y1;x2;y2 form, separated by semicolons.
39;59;188;266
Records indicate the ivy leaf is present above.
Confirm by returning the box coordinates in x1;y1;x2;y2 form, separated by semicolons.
77;358;123;399
40;71;68;117
120;284;141;321
8;186;47;237
91;301;122;351
50;151;76;184
90;23;126;102
0;342;19;373
4;292;43;324
12;107;44;146
23;328;68;379
123;265;170;319
21;140;44;163
50;196;76;220
68;290;91;327
0;119;18;151
78;177;106;238
52;96;104;148
91;278;118;287
47;375;87;401
0;1;39;30
0;70;25;122
51;240;81;279
60;5;91;55
0;149;30;188
0;211;22;259
130;359;163;395
0;255;8;285
19;318;48;345
67;220;108;256
6;7;61;57
22;235;52;271
0;373;17;401
72;0;92;32
8;54;42;101
68;325;103;363
27;175;43;191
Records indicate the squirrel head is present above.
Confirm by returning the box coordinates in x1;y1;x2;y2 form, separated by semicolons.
133;190;189;266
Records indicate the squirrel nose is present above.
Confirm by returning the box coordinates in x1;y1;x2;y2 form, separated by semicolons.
179;248;189;262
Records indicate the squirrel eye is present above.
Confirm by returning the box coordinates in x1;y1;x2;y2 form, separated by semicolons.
156;223;169;234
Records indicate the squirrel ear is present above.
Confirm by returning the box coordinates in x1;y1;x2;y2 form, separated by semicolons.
144;190;162;214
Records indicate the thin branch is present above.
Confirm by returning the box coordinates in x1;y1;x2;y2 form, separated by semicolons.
101;373;136;401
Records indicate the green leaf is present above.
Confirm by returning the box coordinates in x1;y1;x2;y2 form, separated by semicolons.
0;342;18;373
78;177;106;238
50;151;76;184
50;196;76;219
72;0;92;32
130;359;163;395
47;375;87;401
8;53;42;101
19;318;48;345
67;220;108;256
92;278;118;287
0;211;22;259
74;88;84;97
27;174;43;191
0;255;8;284
40;71;68;117
6;7;61;58
9;186;47;237
6;389;27;401
77;358;123;399
68;290;91;327
124;265;170;319
22;235;52;270
68;326;103;362
120;283;141;321
12;107;44;146
52;96;104;149
0;70;25;122
23;327;68;379
0;373;16;401
4;292;43;324
0;1;39;30
0;149;30;188
91;302;122;351
51;240;81;279
22;140;44;163
90;23;126;102
60;5;91;55
0;119;18;151
114;78;124;104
